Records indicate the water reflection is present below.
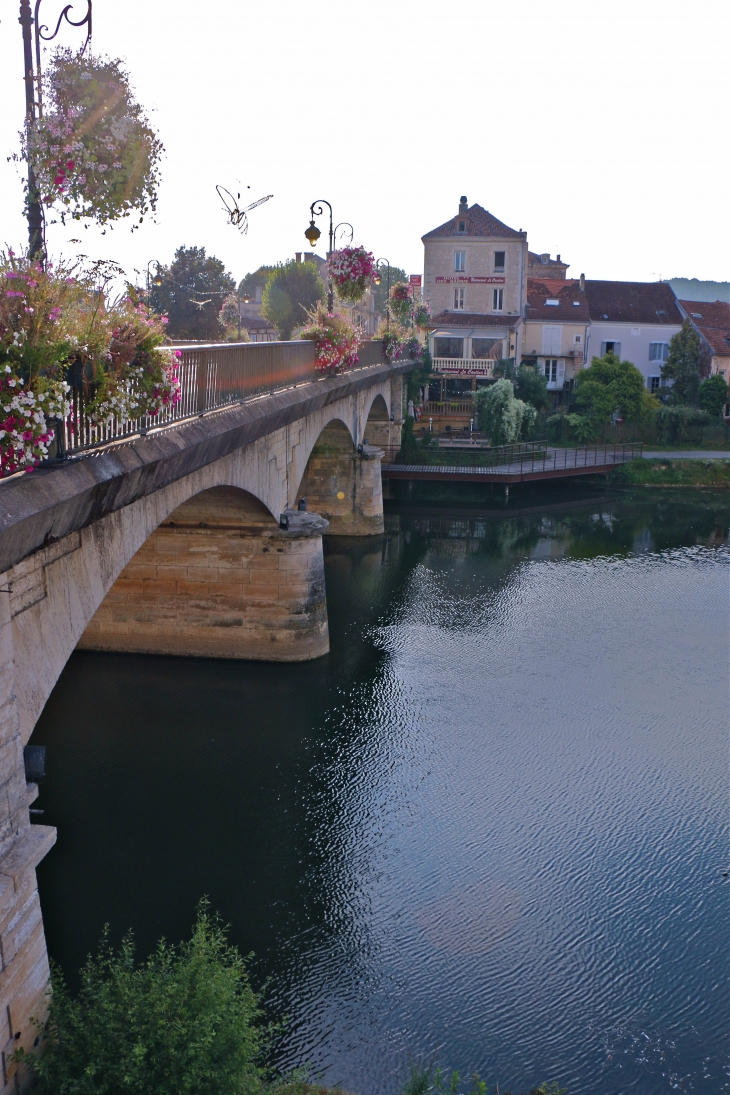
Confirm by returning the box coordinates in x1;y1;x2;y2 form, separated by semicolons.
33;490;729;1095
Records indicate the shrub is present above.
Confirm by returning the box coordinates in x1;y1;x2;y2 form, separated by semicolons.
662;320;702;405
14;902;268;1095
474;378;532;445
698;373;730;417
656;404;710;443
575;352;651;423
515;364;548;410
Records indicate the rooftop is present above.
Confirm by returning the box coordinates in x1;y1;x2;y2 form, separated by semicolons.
678;299;730;356
584;280;683;326
526;279;590;321
428;311;522;329
423;203;525;241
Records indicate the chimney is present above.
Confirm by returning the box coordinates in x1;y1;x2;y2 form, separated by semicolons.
557;254;561;262
579;273;585;292
458;195;468;215
295;252;302;263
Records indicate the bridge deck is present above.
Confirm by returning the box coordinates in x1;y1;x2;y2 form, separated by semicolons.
381;445;640;484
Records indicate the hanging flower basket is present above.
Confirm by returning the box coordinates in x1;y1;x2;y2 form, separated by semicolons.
413;301;432;328
328;246;376;304
22;48;163;227
389;282;414;324
218;293;240;330
300;308;359;372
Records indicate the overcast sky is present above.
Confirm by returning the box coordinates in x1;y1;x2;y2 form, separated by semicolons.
0;0;727;288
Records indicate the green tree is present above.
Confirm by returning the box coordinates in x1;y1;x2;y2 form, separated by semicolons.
260;260;326;340
575;352;653;423
515;364;549;409
15;903;268;1095
698;373;729;417
149;246;235;341
661;319;702;405
474;378;535;445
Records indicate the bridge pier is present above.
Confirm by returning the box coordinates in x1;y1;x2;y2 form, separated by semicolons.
78;488;330;662
297;422;385;536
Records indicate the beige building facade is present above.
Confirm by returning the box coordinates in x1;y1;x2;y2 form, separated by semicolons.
522;278;591;391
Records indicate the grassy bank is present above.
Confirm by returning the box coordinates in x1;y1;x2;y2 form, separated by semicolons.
609;458;730;487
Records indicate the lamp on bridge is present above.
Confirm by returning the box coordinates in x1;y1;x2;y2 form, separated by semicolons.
305;200;335;311
374;258;392;331
146;259;163;294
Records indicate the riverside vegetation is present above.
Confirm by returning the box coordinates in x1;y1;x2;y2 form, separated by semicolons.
13;904;562;1095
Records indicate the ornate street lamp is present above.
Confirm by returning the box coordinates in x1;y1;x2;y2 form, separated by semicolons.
374;258;392;331
18;0;92;259
146;259;163;294
304;200;333;310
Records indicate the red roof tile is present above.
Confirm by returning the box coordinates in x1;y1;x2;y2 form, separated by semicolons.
423;204;524;241
584;280;683;326
526;279;590;322
428;311;522;329
678;300;730;356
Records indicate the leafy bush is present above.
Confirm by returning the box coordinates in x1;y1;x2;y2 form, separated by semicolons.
515;364;548;410
14;902;268;1095
400;1061;563;1095
698;373;730;417
662;320;701;405
575;352;656;424
474;378;533;445
656;405;710;443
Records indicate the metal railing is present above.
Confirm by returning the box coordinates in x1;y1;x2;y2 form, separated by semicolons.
380;442;642;476
57;339;386;457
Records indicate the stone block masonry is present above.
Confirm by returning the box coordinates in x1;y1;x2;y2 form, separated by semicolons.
79;488;329;661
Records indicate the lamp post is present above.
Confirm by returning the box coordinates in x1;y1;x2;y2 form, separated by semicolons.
304;200;335;311
18;0;92;260
146;259;163;295
373;258;392;331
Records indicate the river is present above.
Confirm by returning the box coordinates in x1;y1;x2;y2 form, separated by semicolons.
32;487;729;1095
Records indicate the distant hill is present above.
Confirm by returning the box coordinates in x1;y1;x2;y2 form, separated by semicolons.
668;278;730;303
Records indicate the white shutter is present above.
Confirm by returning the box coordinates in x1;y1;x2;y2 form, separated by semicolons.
542;326;562;355
557;361;565;384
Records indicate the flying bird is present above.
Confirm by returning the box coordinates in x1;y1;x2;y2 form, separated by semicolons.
216;185;273;234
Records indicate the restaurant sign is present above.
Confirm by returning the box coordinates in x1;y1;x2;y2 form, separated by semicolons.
435;276;505;284
409;274;422;286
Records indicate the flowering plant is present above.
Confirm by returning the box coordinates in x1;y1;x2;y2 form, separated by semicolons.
413;301;432;328
218;294;240;331
300;307;360;372
328;246;376;304
389;282;414;324
21;48;163;227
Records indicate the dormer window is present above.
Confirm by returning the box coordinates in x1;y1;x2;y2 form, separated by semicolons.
546;299;560;306
457;220;466;233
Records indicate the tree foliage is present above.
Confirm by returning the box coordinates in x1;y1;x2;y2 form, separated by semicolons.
238;266;278;301
474;378;536;445
15;903;268;1095
372;265;407;317
260;261;326;340
149;247;235;341
698;373;729;417
575;352;656;423
661;320;702;405
515;364;549;410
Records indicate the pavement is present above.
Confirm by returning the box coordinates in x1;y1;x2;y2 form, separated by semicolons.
642;451;730;460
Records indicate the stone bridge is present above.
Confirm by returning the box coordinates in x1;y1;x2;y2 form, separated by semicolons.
0;357;412;1091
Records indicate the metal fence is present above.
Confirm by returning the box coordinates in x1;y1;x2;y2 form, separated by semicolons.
57;339;387;457
381;441;642;477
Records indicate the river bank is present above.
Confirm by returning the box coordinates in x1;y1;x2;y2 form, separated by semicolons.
608;457;730;487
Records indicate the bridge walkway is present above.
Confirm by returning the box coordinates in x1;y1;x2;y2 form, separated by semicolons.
381;443;642;484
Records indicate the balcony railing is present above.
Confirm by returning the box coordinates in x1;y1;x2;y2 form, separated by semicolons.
56;339;387;458
422;400;474;416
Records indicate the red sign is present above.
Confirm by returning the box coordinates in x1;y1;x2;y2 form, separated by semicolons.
409;274;422;286
435;276;505;284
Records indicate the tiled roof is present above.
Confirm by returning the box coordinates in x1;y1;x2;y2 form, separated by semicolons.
422;204;524;241
526;279;590;321
584;280;683;326
428;311;522;329
678;300;730;356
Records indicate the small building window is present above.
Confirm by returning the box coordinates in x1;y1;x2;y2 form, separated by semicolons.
457;220;466;233
492;288;503;311
494;251;505;272
455;251;466;272
546;299;560;306
649;342;669;362
601;341;621;357
454;287;465;310
649;376;661;392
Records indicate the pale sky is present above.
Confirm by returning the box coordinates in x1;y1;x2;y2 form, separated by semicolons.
0;0;727;288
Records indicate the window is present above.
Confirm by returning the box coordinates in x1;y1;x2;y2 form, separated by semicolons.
601;341;621;357
472;338;501;360
492;288;503;311
649;342;669;362
546;299;560;306
434;337;464;358
457;220;466;233
545;359;558;382
494;250;505;272
574;334;582;344
649;376;661;392
453;287;465;310
455;251;466;272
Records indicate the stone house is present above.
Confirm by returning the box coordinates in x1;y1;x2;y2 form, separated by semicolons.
676;299;730;382
583;281;684;392
422;197;528;382
527;251;570;279
522;277;591;395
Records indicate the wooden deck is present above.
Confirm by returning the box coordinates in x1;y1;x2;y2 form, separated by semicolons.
381;445;642;484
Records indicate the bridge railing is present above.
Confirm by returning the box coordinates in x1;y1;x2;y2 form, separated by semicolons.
380;442;643;474
57;338;387;457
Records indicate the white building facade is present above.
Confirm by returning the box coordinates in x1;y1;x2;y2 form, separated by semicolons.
583;281;683;391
